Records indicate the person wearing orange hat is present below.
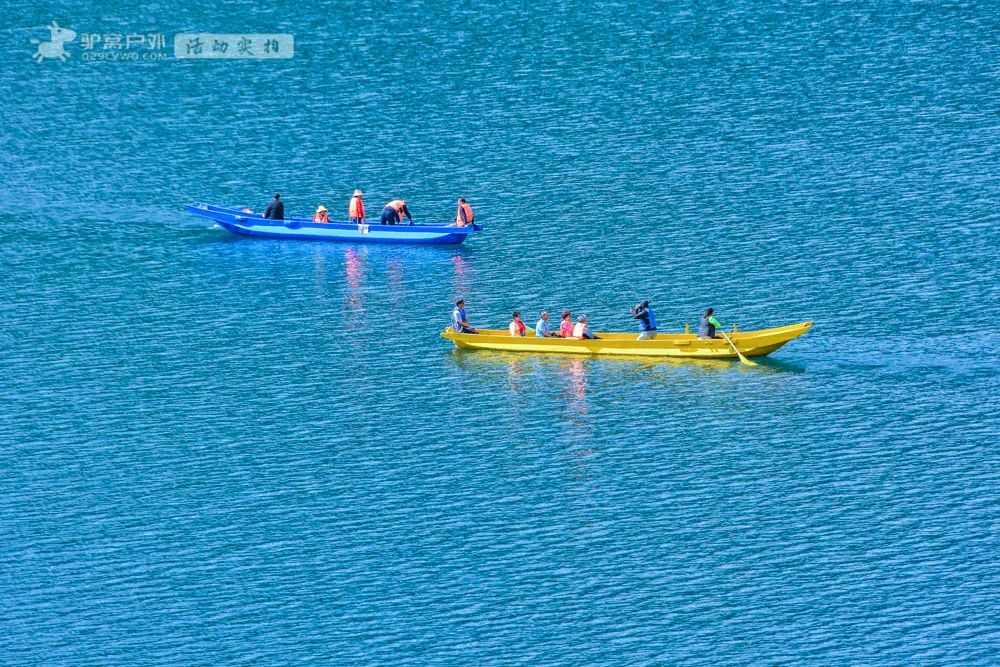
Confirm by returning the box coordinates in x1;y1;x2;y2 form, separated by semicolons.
312;204;329;223
348;189;365;225
380;199;413;225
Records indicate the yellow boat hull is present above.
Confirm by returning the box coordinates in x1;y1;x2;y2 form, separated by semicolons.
442;321;813;359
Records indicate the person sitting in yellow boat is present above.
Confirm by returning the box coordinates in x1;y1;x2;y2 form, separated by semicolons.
572;315;598;340
312;205;329;223
699;308;723;339
631;300;657;340
509;311;526;336
559;310;575;338
535;311;559;337
452;299;477;334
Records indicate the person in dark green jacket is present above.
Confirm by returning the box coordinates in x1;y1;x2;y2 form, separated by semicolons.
698;308;723;339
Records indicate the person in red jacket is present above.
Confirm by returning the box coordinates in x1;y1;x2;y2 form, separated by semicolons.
348;189;366;225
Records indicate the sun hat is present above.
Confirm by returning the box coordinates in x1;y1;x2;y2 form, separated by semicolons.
316;205;328;212
353;189;363;196
577;315;587;322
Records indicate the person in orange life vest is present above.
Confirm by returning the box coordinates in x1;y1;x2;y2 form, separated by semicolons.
455;198;474;227
312;205;329;223
508;311;526;337
559;309;575;338
348;189;365;225
380;199;412;225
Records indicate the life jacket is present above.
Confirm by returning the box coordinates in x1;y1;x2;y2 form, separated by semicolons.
312;210;329;223
510;319;525;336
348;196;365;219
456;202;474;226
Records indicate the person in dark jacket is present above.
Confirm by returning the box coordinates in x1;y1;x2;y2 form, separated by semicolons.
698;308;723;339
263;193;284;220
380;199;412;225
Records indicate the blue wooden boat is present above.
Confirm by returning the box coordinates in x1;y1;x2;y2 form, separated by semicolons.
185;203;481;245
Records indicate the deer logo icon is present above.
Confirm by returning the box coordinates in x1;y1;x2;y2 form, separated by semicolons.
32;21;77;63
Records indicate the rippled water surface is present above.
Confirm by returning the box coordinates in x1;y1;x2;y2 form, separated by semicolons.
2;1;999;664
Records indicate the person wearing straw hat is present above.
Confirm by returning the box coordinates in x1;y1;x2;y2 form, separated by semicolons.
312;204;329;223
348;189;366;225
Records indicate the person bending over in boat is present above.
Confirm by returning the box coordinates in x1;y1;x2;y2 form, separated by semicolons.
559;310;575;338
535;311;559;337
348;189;365;225
452;299;477;334
312;205;329;223
572;315;598;340
699;308;723;339
455;198;474;227
263;193;284;220
380;199;413;225
509;312;526;337
632;300;657;340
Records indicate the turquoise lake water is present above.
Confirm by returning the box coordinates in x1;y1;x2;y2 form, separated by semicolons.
2;1;999;664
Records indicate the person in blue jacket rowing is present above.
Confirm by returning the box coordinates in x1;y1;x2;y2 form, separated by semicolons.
632;300;657;340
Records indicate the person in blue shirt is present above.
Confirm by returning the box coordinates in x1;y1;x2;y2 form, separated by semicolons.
451;299;477;334
534;310;559;337
631;300;657;340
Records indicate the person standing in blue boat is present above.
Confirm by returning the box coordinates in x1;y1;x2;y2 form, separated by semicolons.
699;308;723;339
632;300;657;340
348;189;366;225
380;199;412;225
535;311;559;337
263;193;284;220
452;299;477;334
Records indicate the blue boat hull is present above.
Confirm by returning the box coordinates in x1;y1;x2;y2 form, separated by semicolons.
185;203;479;245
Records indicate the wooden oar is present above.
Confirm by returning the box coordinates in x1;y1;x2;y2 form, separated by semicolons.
720;330;758;367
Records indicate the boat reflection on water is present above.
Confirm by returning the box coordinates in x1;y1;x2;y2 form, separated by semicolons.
451;253;470;298
342;247;366;334
312;246;328;295
345;247;363;291
563;358;588;416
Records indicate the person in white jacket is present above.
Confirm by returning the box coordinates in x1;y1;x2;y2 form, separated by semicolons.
572;315;597;340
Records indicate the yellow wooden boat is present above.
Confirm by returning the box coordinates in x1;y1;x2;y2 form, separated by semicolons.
442;321;813;360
